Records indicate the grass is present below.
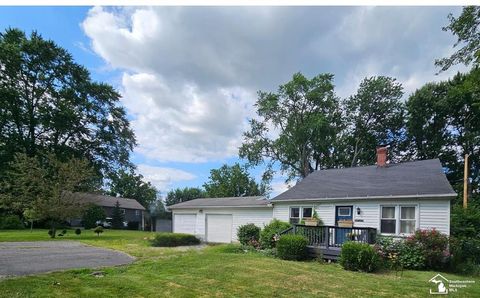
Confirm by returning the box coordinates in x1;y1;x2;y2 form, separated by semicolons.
0;229;479;297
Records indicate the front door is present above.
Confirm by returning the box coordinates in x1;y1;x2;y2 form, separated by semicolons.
335;206;353;245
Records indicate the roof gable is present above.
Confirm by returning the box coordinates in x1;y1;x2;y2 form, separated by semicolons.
272;159;456;202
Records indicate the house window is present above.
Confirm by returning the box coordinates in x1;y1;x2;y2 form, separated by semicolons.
380;205;417;235
338;207;351;216
290;207;300;224
289;207;313;224
135;210;140;216
400;206;416;234
121;208;126;215
303;207;313;218
380;206;396;234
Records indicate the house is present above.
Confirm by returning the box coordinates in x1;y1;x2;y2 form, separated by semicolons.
168;147;456;250
73;192;146;230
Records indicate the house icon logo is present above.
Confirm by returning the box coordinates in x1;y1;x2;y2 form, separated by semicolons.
429;274;449;295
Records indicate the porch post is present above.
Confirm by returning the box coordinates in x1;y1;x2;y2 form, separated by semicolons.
325;226;330;249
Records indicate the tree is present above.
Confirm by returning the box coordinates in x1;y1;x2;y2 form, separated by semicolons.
406;68;480;194
165;187;205;206
23;208;39;232
341;76;405;166
82;205;106;229
239;72;341;182
108;169;158;208
436;6;480;71
0;153;94;238
0;28;136;180
111;201;125;229
203;163;265;197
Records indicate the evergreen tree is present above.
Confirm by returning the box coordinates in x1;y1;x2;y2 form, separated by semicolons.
111;201;125;229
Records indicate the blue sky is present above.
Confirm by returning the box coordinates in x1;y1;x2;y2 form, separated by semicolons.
0;6;467;197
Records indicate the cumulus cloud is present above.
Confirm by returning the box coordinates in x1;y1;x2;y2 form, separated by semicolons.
136;164;196;191
82;6;465;166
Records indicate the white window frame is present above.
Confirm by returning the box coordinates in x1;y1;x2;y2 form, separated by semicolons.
135;210;140;216
337;207;351;217
379;205;418;236
289;206;314;224
380;205;397;235
121;208;126;215
399;206;417;235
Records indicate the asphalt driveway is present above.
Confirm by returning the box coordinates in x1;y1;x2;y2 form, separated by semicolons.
0;241;134;278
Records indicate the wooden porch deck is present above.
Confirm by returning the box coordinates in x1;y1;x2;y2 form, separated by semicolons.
279;224;377;260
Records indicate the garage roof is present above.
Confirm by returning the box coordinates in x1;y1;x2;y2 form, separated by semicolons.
272;158;456;202
168;196;271;209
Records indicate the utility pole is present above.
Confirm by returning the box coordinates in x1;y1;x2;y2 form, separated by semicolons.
463;154;469;209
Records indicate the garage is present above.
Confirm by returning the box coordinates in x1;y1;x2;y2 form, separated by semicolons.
168;196;273;242
206;214;233;243
173;214;196;234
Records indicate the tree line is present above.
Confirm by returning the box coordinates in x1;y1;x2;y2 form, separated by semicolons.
0;7;479;225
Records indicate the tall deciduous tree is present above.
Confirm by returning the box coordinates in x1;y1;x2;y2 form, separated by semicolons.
203;163;265;198
0;153;94;237
436;6;480;71
108;170;158;209
239;72;340;182
165;187;206;206
406;68;480;193
342;76;405;166
0;28;136;179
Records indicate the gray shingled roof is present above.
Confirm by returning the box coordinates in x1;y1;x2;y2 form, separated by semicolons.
168;196;271;209
74;192;146;210
272;159;456;201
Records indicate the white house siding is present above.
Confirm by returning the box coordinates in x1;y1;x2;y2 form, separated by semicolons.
172;207;273;242
271;198;451;235
419;200;450;235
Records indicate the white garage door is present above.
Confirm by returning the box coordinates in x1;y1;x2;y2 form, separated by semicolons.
173;214;196;235
206;214;233;243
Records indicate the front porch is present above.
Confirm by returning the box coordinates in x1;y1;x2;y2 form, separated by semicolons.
279;224;377;260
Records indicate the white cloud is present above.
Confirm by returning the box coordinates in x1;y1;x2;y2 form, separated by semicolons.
121;72;255;162
136;164;196;191
82;6;466;167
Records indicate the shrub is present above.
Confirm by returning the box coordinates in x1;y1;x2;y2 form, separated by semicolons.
448;237;480;274
406;229;448;270
340;241;381;273
151;233;200;247
451;203;480;239
0;214;24;229
75;228;82;235
260;219;291;249
398;242;426;270
276;234;308;261
375;236;424;270
93;226;104;236
237;223;261;246
82;205;106;229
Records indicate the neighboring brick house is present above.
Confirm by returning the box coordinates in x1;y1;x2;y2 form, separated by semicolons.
74;192;146;230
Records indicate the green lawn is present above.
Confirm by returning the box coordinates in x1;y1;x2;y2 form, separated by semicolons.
0;229;479;297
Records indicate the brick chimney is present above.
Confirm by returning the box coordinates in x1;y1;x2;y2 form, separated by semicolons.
376;146;388;167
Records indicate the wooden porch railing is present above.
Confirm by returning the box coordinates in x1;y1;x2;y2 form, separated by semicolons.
279;224;377;249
